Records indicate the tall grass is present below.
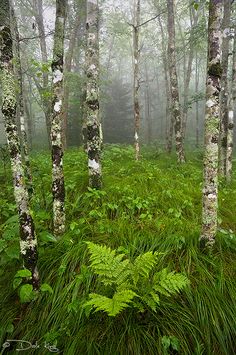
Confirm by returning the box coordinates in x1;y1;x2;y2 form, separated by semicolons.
0;145;236;354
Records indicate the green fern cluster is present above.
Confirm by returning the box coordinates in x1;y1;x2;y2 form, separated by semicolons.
84;242;189;316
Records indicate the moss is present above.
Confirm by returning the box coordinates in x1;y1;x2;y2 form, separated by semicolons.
208;63;222;78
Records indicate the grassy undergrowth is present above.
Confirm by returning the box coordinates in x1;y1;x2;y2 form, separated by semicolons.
0;145;236;354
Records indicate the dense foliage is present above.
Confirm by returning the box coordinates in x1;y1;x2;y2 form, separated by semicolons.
0;146;236;354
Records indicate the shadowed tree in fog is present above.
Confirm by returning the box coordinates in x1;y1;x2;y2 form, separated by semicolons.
167;0;185;163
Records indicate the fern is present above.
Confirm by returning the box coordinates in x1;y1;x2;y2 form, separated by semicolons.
132;251;157;285
86;242;130;286
84;243;189;317
153;268;189;296
84;290;137;316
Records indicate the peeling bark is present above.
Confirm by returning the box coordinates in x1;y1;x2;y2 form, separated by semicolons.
51;0;67;236
0;0;39;289
167;0;185;163
200;0;223;248
86;0;102;189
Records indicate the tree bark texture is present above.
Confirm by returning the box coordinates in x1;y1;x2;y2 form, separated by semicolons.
86;0;102;188
0;0;39;289
133;0;141;160
219;0;231;176
167;0;186;163
51;0;67;236
200;0;223;248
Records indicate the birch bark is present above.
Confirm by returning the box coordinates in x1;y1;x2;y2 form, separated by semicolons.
200;0;223;248
86;0;102;188
0;0;39;289
51;0;67;236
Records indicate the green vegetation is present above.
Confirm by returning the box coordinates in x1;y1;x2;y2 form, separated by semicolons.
0;145;236;354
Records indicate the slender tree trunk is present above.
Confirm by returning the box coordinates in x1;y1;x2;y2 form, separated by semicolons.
11;5;33;195
182;5;198;139
219;0;231;176
226;22;236;182
158;16;172;152
51;0;67;236
63;9;81;149
144;60;151;144
86;0;102;188
167;0;185;163
33;0;51;147
133;0;141;160
0;0;39;289
195;54;200;148
200;0;223;248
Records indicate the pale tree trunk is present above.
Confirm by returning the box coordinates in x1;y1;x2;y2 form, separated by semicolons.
86;0;102;188
133;0;141;160
11;5;33;195
167;0;185;163
200;0;223;248
63;7;81;149
144;60;151;144
51;0;67;236
158;16;173;153
195;54;200;148
226;22;236;182
182;4;198;139
0;0;39;289
219;0;231;176
33;0;51;146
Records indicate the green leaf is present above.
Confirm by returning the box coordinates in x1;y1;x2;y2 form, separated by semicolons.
85;289;137;317
162;336;171;349
39;231;57;243
15;269;32;278
19;284;34;303
6;324;14;334
5;244;20;259
13;277;22;290
40;283;53;294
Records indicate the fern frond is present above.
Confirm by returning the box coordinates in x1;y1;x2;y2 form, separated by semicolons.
86;242;131;286
153;268;189;296
84;290;137;316
132;251;157;284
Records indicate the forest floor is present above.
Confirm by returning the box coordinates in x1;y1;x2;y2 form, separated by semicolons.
0;145;236;355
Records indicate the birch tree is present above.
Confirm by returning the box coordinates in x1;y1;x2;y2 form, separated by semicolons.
51;0;67;236
86;0;102;188
0;0;39;289
219;0;231;176
133;0;141;160
167;0;185;163
226;22;236;182
200;0;223;248
11;5;33;195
